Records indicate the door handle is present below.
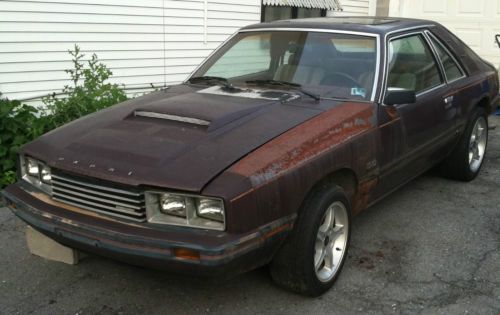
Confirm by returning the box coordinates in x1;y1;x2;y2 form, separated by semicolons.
443;95;454;109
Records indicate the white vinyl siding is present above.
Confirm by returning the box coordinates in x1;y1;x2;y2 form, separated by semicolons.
327;0;376;16
0;0;261;105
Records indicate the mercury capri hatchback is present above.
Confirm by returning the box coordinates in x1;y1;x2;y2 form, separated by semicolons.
3;17;499;296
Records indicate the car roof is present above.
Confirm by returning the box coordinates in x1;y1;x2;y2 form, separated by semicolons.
240;16;437;35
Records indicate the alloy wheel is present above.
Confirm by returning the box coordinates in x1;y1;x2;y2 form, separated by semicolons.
468;116;488;173
314;201;349;283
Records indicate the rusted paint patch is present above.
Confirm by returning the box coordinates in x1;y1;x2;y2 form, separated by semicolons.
231;102;375;186
384;104;399;121
352;177;378;215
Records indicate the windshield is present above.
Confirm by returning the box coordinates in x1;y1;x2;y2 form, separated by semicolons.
191;31;377;100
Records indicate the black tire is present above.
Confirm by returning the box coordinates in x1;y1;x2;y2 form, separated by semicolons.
440;107;488;181
269;183;351;296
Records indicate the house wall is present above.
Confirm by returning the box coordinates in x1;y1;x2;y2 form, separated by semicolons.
0;0;262;105
388;0;500;70
375;0;389;16
1;0;380;105
327;0;376;16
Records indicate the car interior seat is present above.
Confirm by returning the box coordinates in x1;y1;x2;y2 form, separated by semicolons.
273;48;325;85
388;72;417;91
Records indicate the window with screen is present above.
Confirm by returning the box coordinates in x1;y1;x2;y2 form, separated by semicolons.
262;6;326;22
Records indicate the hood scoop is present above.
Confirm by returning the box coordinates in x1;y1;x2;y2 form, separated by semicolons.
134;110;211;126
131;92;281;132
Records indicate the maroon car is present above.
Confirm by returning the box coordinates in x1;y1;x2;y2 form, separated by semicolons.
3;17;499;296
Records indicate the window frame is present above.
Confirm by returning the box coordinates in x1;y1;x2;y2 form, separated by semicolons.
423;30;467;84
383;30;446;101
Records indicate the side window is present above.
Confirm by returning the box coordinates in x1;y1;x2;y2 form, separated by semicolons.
428;35;464;82
387;34;443;93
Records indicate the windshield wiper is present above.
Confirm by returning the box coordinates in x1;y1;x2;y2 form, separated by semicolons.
245;79;321;101
188;75;228;83
187;76;238;91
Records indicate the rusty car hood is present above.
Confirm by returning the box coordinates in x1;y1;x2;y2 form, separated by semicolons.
20;85;354;192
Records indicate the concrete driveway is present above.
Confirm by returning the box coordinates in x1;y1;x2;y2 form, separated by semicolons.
1;116;499;315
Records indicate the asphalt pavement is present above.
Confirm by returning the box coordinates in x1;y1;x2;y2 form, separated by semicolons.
1;116;499;315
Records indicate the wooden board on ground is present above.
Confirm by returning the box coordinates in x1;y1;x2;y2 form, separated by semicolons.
26;225;85;265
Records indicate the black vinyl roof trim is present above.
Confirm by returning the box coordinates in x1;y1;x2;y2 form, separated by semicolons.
241;16;437;35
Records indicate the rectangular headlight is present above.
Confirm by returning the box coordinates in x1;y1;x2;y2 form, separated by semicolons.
26;157;40;177
196;198;224;222
20;155;52;195
40;164;52;184
145;192;225;231
160;194;187;218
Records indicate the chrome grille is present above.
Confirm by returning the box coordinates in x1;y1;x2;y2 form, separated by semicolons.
51;173;146;222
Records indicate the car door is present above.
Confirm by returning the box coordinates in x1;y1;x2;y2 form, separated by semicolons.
373;31;456;198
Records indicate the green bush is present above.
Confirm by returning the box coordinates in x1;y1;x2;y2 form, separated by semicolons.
43;45;128;129
0;95;47;187
1;45;128;188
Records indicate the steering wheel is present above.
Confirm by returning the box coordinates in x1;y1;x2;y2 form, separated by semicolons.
321;72;360;87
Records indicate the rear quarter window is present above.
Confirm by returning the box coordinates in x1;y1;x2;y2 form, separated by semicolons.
430;26;479;74
427;34;464;82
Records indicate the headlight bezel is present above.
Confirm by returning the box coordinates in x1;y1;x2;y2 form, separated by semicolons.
145;191;225;231
20;155;52;195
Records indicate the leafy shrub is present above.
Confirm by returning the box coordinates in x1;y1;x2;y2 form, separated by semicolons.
42;45;128;129
1;45;128;188
0;95;47;187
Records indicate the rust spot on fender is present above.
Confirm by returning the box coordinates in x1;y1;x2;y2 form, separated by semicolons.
231;102;375;186
352;177;378;215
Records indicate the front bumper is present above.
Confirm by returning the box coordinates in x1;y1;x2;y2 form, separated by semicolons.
2;182;294;278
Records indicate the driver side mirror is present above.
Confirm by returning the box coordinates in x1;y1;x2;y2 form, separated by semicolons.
384;88;416;105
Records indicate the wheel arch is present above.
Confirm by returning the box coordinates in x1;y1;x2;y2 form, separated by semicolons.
303;168;359;210
476;95;491;115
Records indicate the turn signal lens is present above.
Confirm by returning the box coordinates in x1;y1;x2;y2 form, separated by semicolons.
173;248;200;261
